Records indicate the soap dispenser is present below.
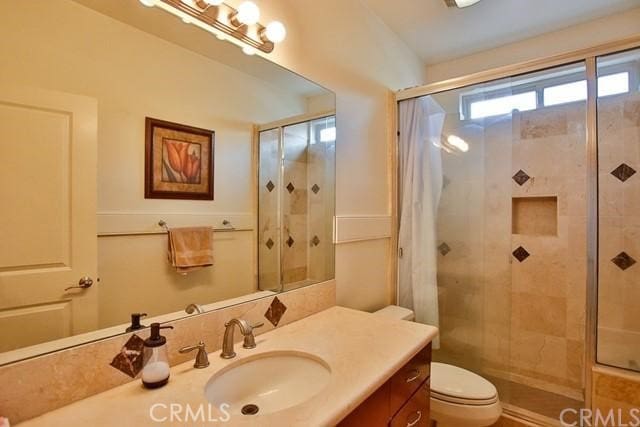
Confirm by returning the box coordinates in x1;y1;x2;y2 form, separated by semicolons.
142;323;174;389
126;313;147;332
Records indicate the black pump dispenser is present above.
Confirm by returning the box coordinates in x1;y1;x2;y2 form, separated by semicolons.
126;313;147;332
144;323;173;348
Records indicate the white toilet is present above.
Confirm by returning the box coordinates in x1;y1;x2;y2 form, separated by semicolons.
374;306;502;427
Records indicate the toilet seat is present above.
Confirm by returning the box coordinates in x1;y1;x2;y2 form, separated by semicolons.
430;363;498;406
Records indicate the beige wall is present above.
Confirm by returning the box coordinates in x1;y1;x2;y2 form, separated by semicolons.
249;0;427;311
0;0;311;328
425;7;640;83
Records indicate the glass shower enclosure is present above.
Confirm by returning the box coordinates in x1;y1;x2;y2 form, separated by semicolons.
397;44;640;424
257;115;336;292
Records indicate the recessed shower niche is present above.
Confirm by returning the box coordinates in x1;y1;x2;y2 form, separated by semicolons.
511;196;558;236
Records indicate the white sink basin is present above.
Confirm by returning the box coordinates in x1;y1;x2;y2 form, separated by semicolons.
204;351;331;416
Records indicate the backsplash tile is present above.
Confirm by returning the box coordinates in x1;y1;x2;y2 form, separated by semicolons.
438;242;451;256
109;334;145;378
512;170;531;186
266;180;275;192
0;280;335;424
264;296;287;327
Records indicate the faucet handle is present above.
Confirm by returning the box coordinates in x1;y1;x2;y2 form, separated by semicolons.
179;341;210;369
242;322;264;349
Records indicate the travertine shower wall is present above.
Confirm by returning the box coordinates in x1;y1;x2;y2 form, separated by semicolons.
435;101;587;400
597;92;640;371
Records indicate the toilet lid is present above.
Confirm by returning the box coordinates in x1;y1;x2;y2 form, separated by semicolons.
430;363;498;405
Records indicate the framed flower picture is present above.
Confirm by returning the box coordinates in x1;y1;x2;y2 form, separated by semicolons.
144;117;214;200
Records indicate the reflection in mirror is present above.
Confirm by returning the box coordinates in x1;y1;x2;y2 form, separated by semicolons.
0;0;335;364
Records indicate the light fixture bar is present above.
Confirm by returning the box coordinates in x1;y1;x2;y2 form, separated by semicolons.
157;0;275;53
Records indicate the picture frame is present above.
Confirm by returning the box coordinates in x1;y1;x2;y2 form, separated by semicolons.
144;117;214;200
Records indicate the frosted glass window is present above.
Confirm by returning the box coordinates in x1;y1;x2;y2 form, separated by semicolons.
543;72;630;106
469;92;537;119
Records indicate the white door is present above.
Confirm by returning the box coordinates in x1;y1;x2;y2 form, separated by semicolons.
0;85;97;353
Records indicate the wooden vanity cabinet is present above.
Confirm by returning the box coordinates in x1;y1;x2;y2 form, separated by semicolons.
338;344;431;427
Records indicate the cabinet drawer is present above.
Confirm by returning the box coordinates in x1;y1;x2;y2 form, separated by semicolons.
389;345;431;415
389;380;430;427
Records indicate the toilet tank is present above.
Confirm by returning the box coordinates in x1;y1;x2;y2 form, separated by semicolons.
374;305;415;321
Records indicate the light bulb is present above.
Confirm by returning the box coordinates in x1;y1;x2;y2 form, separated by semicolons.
242;46;256;56
203;0;224;5
236;1;260;25
215;32;226;40
264;21;286;43
454;0;481;7
139;0;156;6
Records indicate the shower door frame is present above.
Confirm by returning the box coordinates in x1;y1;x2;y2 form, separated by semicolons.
393;34;640;415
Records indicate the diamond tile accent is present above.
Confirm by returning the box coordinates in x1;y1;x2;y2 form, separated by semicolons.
266;180;275;192
311;235;320;246
611;163;636;182
264;296;287;327
512;170;531;186
265;238;274;250
286;182;295;193
109;334;145;378
512;246;530;262
311;184;320;194
438;242;451;256
612;252;636;271
286;236;295;247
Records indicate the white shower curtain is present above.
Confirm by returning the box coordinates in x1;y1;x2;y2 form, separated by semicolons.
398;96;445;348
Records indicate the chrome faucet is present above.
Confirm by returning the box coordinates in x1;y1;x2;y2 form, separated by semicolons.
185;303;204;314
220;319;264;359
179;341;209;369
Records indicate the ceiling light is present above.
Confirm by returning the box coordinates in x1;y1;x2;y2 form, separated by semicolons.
264;21;286;43
236;1;260;25
444;0;482;8
139;0;157;6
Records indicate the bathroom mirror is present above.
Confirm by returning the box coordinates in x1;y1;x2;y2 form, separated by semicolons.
0;0;335;364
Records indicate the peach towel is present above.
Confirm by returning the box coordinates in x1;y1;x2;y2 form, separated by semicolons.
167;227;213;274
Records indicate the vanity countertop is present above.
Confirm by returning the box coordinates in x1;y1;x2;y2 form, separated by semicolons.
19;306;438;427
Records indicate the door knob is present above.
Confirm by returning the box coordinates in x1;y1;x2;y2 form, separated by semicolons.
64;276;94;291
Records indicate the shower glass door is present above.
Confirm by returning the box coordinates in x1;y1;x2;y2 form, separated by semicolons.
403;61;589;421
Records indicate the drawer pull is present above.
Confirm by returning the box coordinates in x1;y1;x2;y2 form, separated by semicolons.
406;410;422;427
405;369;421;383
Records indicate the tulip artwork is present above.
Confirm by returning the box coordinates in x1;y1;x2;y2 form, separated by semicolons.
162;139;202;184
145;117;214;200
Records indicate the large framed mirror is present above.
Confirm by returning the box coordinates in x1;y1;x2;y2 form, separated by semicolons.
0;0;335;365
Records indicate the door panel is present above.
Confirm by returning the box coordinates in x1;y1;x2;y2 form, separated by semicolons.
0;85;97;353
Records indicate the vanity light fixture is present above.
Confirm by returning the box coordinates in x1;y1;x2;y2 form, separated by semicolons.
138;0;286;55
444;0;482;8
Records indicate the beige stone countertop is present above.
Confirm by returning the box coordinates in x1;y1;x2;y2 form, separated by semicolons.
19;306;438;427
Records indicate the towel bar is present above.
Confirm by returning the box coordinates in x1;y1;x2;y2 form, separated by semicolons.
158;219;236;232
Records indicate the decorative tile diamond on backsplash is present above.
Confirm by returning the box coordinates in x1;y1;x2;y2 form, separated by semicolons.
265;238;274;250
311;184;320;194
612;252;636;271
512;170;531;186
611;163;636;183
266;180;275;192
109;334;145;378
438;242;451;256
286;182;295;193
264;296;287;327
286;236;295;247
311;235;320;246
512;246;531;262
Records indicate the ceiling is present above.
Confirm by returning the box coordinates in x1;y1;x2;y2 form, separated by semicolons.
362;0;640;64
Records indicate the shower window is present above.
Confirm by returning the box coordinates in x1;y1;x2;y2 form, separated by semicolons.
596;47;640;372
